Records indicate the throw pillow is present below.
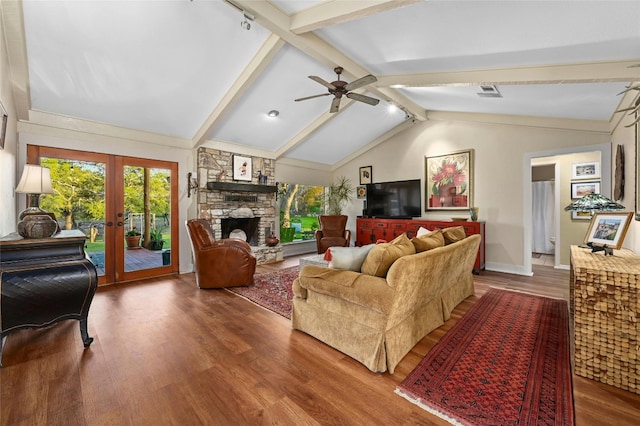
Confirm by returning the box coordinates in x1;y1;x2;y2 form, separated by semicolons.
411;230;445;252
361;233;416;277
442;226;466;245
327;244;376;271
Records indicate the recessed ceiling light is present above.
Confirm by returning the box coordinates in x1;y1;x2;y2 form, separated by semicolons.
267;110;279;117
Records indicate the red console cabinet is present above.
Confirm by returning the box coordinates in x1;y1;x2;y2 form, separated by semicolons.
356;218;485;273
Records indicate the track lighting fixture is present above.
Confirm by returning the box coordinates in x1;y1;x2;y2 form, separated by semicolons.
240;12;254;30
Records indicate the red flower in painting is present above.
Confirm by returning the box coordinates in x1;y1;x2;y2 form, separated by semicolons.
430;159;468;195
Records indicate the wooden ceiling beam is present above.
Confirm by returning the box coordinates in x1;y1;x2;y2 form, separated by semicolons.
191;34;285;149
376;60;640;88
289;0;419;34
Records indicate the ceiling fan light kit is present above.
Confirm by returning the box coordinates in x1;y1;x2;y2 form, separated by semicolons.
295;66;380;113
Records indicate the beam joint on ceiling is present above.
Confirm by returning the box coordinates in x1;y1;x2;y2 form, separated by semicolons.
192;34;285;149
231;0;427;122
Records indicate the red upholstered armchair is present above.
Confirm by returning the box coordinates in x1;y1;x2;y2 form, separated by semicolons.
185;219;256;288
315;215;351;254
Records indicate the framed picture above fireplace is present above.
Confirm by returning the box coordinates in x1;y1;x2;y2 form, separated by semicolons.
233;154;252;181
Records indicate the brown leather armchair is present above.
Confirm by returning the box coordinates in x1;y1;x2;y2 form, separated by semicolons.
315;215;351;253
185;219;256;288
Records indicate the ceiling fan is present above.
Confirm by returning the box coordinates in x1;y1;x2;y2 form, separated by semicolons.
295;66;380;113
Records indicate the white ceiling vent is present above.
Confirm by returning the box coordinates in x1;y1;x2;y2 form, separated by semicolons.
477;85;502;98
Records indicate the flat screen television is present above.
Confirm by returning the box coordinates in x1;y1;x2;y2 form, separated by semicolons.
363;179;422;218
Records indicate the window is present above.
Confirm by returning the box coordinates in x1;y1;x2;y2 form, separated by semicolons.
278;182;325;243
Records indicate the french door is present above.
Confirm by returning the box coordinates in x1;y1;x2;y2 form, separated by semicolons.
27;146;179;285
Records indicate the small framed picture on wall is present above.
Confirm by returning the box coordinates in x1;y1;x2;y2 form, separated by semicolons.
233;155;252;181
571;162;600;180
571;181;600;199
359;166;372;185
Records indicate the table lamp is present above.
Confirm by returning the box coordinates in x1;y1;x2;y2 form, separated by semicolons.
564;193;625;255
15;164;57;238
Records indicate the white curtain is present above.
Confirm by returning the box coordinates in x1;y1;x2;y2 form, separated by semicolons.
532;181;555;254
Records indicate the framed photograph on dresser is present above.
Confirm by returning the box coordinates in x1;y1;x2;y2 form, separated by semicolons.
584;212;633;249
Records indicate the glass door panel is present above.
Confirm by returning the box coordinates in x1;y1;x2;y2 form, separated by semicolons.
39;156;107;278
122;164;172;273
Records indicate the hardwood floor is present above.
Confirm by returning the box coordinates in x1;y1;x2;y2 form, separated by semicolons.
1;257;639;425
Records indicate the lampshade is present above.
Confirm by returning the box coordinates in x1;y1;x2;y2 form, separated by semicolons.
15;164;54;194
564;193;625;212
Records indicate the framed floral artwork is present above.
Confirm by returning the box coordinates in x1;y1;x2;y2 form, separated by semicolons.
233;154;252;181
425;149;474;211
356;186;366;199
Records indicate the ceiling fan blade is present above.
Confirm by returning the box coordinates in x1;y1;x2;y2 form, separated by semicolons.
346;92;380;106
330;97;341;113
615;105;640;113
309;76;337;90
344;74;377;91
295;93;331;102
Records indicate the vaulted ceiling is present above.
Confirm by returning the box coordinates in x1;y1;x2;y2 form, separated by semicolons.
3;0;640;168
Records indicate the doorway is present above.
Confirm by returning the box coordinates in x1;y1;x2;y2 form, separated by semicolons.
531;163;557;267
27;145;179;285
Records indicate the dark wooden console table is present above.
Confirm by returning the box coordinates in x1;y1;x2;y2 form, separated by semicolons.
0;230;98;366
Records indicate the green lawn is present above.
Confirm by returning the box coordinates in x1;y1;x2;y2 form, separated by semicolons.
84;234;171;252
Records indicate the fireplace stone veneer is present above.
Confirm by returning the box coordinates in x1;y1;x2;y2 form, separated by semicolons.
196;148;282;264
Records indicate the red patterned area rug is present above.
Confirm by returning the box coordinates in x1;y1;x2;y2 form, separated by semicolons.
396;288;574;426
227;266;298;319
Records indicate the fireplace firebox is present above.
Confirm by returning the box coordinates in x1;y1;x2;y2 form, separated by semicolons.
221;217;260;246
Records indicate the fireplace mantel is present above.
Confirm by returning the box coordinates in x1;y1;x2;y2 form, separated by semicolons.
206;182;277;193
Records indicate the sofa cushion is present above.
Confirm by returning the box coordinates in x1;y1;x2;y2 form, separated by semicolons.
326;244;376;271
411;230;445;252
442;226;466;245
361;233;415;277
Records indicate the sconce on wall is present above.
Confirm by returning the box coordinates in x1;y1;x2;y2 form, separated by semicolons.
187;172;199;198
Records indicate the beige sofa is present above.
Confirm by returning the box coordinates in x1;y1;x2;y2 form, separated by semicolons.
291;233;481;373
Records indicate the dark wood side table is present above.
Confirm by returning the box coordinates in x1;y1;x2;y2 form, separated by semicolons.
0;230;98;367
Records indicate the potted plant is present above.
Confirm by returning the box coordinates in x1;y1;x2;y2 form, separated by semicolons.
326;176;354;215
125;227;142;249
146;227;165;251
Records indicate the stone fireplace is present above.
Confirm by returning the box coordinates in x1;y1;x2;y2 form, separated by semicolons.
196;148;282;264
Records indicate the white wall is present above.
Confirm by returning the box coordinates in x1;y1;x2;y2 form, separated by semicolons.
0;18;17;237
611;102;640;252
334;113;612;275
